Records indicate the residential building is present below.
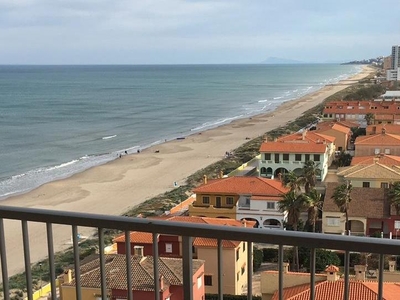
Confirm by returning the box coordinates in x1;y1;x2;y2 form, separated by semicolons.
366;123;400;135
322;100;400;126
314;121;352;151
259;130;334;181
188;176;288;228
60;255;205;300
266;264;400;300
322;182;388;236
113;216;251;295
337;162;400;188
354;130;400;156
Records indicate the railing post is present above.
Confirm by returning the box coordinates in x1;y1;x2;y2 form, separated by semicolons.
22;221;33;300
310;248;316;300
247;242;253;300
0;219;10;300
72;225;82;300
278;245;283;300
378;254;384;300
217;239;223;300
343;251;350;300
125;231;133;300
98;228;107;300
46;223;56;300
153;233;160;300
182;236;193;299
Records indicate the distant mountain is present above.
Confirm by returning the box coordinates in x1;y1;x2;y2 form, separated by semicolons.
261;57;304;64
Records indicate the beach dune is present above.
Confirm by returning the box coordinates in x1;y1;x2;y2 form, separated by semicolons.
1;66;374;278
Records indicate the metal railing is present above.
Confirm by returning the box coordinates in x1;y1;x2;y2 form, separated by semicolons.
1;206;400;300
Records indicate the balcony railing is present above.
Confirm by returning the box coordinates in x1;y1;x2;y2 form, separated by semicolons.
1;206;400;300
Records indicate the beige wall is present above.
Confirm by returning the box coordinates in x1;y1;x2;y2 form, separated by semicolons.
355;145;400;156
197;242;248;295
60;286;104;300
261;271;326;300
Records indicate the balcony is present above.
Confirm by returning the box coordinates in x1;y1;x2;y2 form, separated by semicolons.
1;206;400;300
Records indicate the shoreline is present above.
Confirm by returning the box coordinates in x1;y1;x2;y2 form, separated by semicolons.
1;65;375;278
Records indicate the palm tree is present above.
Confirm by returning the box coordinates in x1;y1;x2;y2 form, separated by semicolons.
331;182;352;235
278;190;308;271
299;160;321;193
388;181;400;215
282;171;302;193
304;189;323;232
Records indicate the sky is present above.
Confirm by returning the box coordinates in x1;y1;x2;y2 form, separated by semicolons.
1;0;400;64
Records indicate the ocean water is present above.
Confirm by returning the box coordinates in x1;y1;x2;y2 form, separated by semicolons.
0;64;361;199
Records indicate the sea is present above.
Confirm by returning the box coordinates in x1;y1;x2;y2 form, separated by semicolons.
0;64;362;200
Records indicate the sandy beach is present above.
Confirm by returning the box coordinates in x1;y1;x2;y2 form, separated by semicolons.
1;66;374;278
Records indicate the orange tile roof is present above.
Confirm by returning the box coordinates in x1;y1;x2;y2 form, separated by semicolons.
355;133;400;146
272;281;395;300
193;176;288;197
350;155;400;166
259;141;327;154
277;131;335;143
113;216;251;248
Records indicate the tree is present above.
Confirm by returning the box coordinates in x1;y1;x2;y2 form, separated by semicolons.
331;182;352;235
299;160;320;193
282;171;302;193
278;191;309;271
304;189;323;233
365;113;374;125
388;181;400;215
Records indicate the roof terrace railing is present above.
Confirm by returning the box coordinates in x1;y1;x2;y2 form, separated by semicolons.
1;205;400;300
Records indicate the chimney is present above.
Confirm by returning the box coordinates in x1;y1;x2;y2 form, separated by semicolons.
63;269;72;284
354;265;367;281
389;260;396;272
302;130;306;140
325;265;340;282
283;262;289;273
203;175;208;184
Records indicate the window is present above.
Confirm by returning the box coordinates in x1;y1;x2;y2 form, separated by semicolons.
267;202;276;210
283;153;289;161
295;154;302;161
134;246;144;256
314;154;320;162
305;154;310;162
226;197;234;205
265;153;271;160
202;196;210;204
204;275;212;286
197;276;202;289
236;248;240;261
327;217;340;227
381;182;389;189
362;182;370;188
385;148;391;154
165;243;173;253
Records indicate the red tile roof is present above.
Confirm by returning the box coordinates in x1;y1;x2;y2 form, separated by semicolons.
193;176;288;198
260;141;327;154
272;281;400;300
355;133;400;146
350;155;400;166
